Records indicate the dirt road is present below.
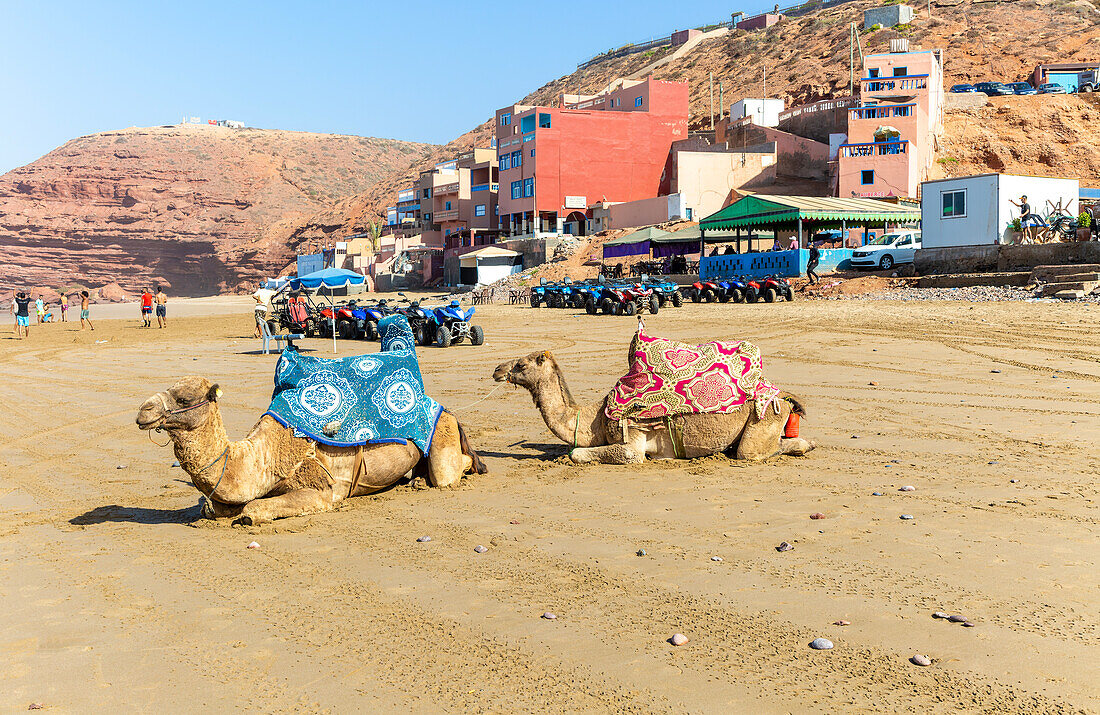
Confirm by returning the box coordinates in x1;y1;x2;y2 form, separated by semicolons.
1;299;1097;712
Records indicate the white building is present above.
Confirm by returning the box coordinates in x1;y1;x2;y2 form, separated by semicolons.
920;174;1079;248
731;98;785;128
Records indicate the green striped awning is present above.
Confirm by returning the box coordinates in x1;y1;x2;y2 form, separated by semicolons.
699;195;920;231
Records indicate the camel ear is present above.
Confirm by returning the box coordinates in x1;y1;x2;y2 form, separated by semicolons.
207;384;222;402
537;350;551;364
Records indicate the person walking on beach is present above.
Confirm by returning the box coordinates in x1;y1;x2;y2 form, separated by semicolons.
35;295;45;324
140;288;153;327
59;293;68;322
806;242;821;286
253;286;274;338
13;291;32;338
80;291;94;331
155;286;168;328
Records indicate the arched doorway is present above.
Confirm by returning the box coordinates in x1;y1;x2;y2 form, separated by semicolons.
565;211;587;237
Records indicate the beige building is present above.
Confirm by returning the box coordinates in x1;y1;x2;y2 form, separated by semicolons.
404;148;499;250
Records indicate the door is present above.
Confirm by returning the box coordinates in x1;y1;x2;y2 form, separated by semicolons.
1048;72;1079;92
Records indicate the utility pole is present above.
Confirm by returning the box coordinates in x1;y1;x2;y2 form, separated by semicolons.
850;23;854;96
709;72;715;130
763;64;767;97
719;81;724;121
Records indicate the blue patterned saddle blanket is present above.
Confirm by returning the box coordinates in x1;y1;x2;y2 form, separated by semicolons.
264;315;442;453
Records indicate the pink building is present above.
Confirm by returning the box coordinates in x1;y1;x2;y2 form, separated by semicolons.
838;48;944;200
494;77;689;237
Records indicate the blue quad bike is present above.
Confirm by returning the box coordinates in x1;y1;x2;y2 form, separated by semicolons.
418;300;485;347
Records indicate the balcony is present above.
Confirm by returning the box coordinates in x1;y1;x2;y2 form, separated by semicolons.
435;182;459;195
861;75;928;95
850;103;915;121
435;208;460;222
471;183;499;193
839;140;909;158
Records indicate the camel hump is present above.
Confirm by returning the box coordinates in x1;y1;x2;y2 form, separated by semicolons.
780;391;807;417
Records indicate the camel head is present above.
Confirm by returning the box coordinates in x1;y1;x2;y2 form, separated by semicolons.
136;376;221;432
494;350;561;389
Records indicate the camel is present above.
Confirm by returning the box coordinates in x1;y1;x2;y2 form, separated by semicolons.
493;351;815;464
136;376;485;524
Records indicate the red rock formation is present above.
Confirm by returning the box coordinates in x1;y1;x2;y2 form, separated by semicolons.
0;124;435;296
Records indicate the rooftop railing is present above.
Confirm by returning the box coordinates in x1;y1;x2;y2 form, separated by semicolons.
839;140;909;158
861;75;929;93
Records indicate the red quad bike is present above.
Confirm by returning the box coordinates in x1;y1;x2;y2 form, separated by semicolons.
318;303;360;339
689;279;724;303
618;284;660;315
743;278;763;304
757;275;795;303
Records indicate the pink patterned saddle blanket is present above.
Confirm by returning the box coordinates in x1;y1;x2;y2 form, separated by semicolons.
604;325;781;422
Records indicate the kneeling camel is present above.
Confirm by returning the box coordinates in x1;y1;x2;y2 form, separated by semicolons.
493;351;814;464
136;376;484;524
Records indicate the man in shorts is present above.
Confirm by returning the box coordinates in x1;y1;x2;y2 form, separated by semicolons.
80;291;94;331
252;286;275;338
140;288;153;327
13;291;32;338
155;286;168;328
35;295;45;324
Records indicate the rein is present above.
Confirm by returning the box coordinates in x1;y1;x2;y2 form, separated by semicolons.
195;446;230;502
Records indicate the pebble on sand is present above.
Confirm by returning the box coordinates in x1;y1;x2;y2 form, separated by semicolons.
246;541;260;549
711;556;723;562
947;614;967;623
991;369;1002;374
900;514;914;520
474;545;488;553
932;611;949;619
1010;479;1019;483
809;638;834;650
809;512;826;520
171;461;180;468
416;536;431;543
669;633;689;646
869;381;879;386
872;492;884;496
899;485;915;492
833;620;851;626
541;612;557;620
509;519;520;524
28;704;44;710
116;465;127;470
776;542;794;552
910;654;932;666
636;549;647;556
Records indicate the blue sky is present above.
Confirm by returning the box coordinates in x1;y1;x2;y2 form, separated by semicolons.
0;0;771;174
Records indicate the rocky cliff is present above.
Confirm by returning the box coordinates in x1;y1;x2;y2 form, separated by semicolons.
0;124;435;295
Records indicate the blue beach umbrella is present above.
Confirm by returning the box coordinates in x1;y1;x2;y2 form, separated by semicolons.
288;268;366;353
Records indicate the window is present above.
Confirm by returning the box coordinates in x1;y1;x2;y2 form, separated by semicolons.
499;155;510;171
868;68;879;78
445;201;451;210
510;150;522;167
538;112;551;128
423;188;431;199
634;96;643;107
444;228;450;237
685;207;693;221
423;212;431;222
893;66;908;77
495;205;499;215
521;115;535;133
500;113;511;126
523;178;534;198
942;189;966;218
475;204;486;217
530;148;535;157
511;180;522;200
861;170;874;186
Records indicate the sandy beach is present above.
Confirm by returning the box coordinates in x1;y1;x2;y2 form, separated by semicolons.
0;298;1097;712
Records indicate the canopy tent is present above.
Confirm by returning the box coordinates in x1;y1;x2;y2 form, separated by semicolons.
699;194;920;249
458;245;522;285
286;267;366;354
650;227;703;257
601;226;673;259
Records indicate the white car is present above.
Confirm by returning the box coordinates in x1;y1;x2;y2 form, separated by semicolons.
850;231;922;271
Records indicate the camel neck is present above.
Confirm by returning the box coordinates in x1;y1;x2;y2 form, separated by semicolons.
532;369;600;447
170;408;232;493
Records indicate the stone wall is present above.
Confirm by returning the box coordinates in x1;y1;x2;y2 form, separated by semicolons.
915;242;1100;275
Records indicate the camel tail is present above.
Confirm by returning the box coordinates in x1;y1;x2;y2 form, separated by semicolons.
451;412;488;474
780;391;807;417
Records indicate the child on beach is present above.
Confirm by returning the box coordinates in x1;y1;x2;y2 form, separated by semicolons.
80;291;94;331
35;296;45;324
59;293;68;322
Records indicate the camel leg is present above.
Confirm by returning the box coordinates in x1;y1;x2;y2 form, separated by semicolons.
571;428;646;465
735;402;816;461
235;487;334;525
426;411;472;488
202;498;244;520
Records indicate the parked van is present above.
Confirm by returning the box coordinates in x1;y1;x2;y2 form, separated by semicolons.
850;230;922;271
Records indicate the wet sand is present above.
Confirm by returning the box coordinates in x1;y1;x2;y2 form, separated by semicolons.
0;299;1097;712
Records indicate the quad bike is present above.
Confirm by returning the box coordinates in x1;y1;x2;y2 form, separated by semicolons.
421;300;485;347
722;276;750;304
271;293;319;337
758;275;794;303
689;279;724;303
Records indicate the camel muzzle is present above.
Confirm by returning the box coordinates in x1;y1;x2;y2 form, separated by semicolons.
135;395;167;430
492;360;517;383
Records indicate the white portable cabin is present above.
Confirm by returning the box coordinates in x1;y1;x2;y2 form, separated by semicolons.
920;174;1079;248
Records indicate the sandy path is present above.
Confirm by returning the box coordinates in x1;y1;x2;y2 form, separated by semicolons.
0;299;1096;712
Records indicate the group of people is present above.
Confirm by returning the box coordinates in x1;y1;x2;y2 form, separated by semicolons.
139;287;169;328
10;290;94;338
